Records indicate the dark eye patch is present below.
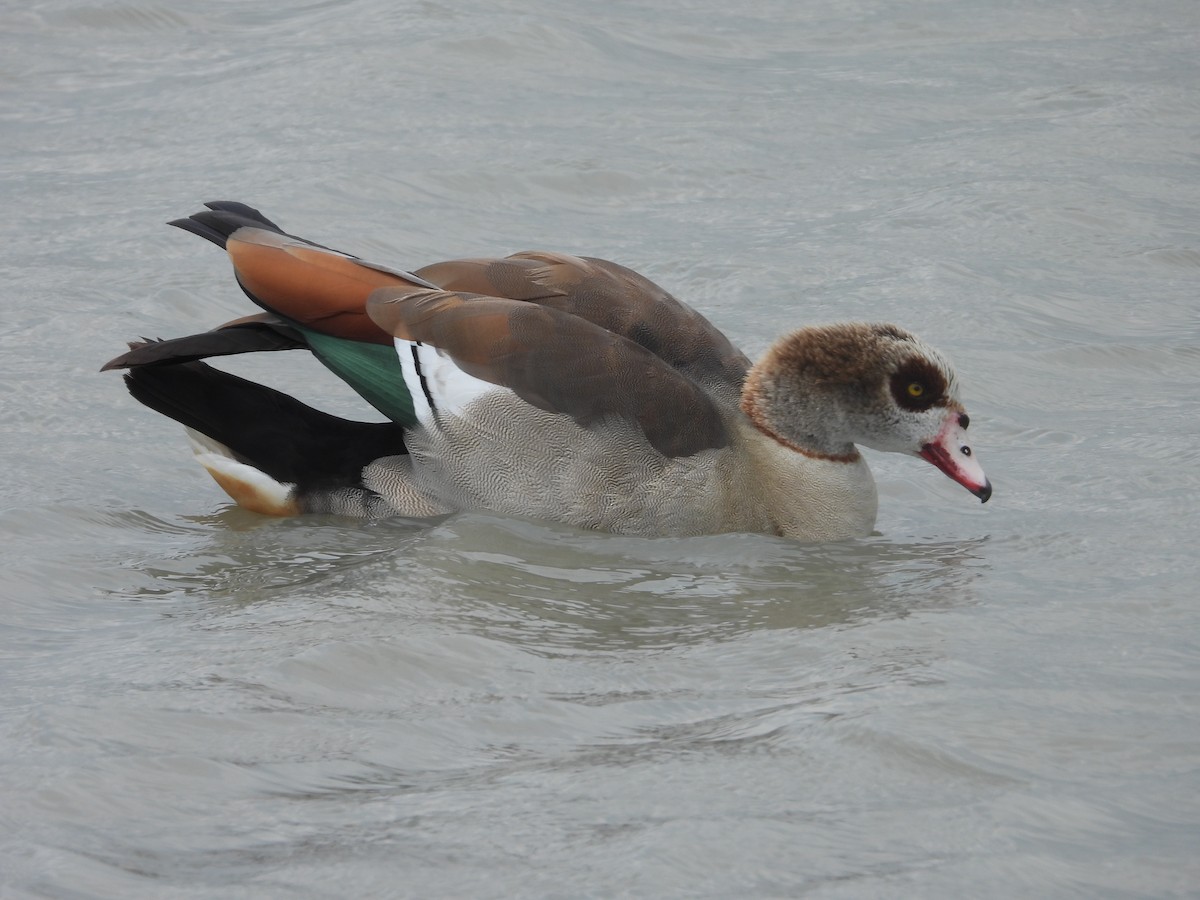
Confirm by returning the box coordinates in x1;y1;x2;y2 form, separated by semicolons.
889;357;947;411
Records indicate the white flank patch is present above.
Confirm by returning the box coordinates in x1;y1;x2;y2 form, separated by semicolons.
184;428;295;512
396;339;509;426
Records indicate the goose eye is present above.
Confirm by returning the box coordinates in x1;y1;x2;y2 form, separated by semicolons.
890;360;946;411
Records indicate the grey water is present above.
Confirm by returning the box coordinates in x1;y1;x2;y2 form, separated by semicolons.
2;0;1199;896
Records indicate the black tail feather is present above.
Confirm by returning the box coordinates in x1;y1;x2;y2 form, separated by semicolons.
167;200;285;249
125;362;407;491
101;322;307;372
203;200;283;230
168;201;350;258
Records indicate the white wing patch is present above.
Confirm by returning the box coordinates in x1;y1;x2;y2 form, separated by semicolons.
395;338;513;428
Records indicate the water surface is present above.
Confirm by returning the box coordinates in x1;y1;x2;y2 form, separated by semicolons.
2;0;1198;896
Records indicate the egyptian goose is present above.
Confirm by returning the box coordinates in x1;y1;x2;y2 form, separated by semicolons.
103;202;990;541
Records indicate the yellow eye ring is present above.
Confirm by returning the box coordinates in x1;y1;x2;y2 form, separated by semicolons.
907;382;925;398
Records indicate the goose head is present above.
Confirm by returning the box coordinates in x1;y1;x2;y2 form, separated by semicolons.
741;322;991;502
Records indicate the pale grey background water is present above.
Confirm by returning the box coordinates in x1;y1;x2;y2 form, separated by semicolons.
2;0;1198;897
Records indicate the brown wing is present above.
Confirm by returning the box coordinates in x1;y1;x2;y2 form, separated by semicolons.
414;252;750;393
223;228;425;345
172;205;749;392
367;286;731;458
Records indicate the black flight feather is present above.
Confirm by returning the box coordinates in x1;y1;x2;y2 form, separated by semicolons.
124;361;407;491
